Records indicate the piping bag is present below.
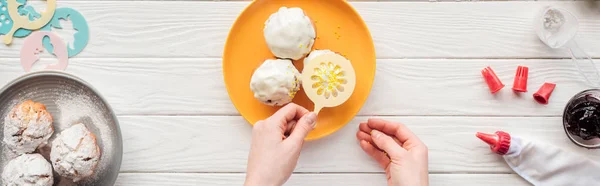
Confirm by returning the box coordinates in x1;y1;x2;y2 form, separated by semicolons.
476;131;600;185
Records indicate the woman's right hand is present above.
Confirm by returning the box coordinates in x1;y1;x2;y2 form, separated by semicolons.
356;119;429;186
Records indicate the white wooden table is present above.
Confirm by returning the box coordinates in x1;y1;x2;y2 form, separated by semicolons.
2;0;600;185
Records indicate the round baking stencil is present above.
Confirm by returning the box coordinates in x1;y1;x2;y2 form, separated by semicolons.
20;31;69;72
302;53;356;114
3;0;56;44
41;7;90;57
223;0;376;140
0;0;37;38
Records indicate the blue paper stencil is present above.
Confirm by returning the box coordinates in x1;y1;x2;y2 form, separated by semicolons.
0;0;38;37
41;8;89;57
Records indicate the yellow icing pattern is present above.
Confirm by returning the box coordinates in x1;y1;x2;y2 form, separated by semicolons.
311;61;346;99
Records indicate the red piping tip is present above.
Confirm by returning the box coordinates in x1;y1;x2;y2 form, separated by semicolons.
533;82;556;104
476;131;511;155
476;132;498;146
481;66;504;94
512;66;529;92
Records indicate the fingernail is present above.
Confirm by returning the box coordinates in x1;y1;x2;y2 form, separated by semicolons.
305;112;317;128
371;130;382;138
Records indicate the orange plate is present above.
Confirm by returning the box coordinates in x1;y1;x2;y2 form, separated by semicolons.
223;0;376;140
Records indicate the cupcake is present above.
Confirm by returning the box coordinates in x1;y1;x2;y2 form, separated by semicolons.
2;154;54;186
303;49;335;65
50;123;101;182
264;7;316;60
3;100;54;154
250;59;301;106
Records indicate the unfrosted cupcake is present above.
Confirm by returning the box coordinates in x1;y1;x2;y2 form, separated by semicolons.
250;59;301;106
264;7;316;60
1;153;54;186
3;100;54;154
50;123;101;182
303;49;335;65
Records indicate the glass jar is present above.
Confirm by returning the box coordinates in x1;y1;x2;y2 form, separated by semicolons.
563;89;600;149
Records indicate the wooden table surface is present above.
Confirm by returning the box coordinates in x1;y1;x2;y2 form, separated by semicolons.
2;0;600;185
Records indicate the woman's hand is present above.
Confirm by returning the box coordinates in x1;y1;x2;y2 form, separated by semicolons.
245;103;317;186
356;119;429;186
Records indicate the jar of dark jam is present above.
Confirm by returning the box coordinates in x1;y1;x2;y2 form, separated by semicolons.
563;89;600;149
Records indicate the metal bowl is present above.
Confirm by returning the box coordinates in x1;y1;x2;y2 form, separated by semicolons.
0;71;123;185
563;89;600;149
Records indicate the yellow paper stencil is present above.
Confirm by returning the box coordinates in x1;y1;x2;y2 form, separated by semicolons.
302;53;356;114
3;0;56;44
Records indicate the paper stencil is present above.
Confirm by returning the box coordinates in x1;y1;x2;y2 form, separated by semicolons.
0;0;39;38
21;31;68;71
3;0;55;44
302;53;356;114
41;7;89;57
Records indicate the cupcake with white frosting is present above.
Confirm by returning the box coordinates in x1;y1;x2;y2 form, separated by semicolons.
264;7;316;60
250;59;301;106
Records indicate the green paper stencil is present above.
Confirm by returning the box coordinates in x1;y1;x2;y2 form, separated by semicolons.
41;7;89;57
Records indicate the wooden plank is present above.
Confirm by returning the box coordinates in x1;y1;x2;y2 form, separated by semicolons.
0;58;235;115
117;115;600;173
2;1;600;58
115;173;531;186
0;58;593;116
52;0;576;1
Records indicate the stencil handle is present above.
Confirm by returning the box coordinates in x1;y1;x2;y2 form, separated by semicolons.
3;28;16;45
314;105;323;115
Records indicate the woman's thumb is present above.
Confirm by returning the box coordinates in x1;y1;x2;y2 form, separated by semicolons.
287;112;317;143
371;130;406;158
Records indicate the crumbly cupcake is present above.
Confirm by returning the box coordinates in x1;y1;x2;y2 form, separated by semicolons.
3;100;54;154
250;59;301;106
1;153;54;186
50;123;101;182
303;49;335;65
264;7;316;60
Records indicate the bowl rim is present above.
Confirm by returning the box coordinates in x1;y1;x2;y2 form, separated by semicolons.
0;70;124;183
562;89;600;149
